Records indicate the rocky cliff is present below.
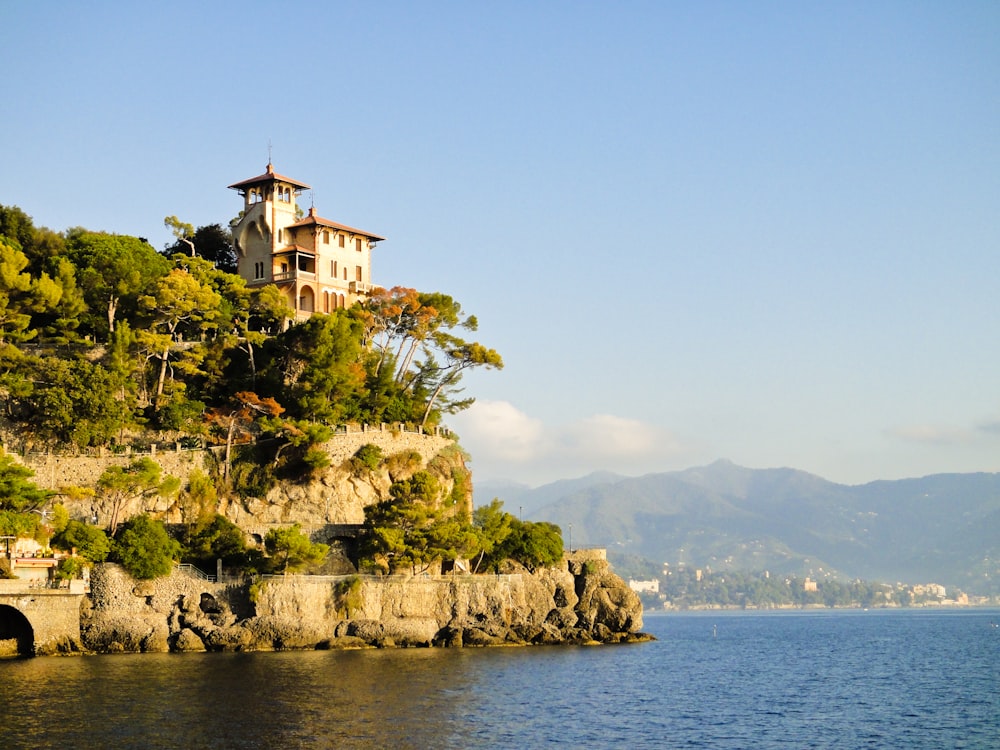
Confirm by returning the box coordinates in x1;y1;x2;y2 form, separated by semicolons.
24;428;462;532
81;556;650;653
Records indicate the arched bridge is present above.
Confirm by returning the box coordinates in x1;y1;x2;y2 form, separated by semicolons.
0;582;85;656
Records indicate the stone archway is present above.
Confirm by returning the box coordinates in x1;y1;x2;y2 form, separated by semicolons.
298;286;315;313
0;604;34;657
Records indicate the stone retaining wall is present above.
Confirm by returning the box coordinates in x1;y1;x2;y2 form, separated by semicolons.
18;429;454;492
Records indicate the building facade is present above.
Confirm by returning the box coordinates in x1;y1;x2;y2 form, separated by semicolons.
229;164;384;319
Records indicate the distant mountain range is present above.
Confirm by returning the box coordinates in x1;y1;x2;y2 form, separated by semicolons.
474;461;1000;594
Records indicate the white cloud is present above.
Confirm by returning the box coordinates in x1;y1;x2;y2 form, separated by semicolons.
555;413;672;458
449;401;690;486
448;400;545;462
886;424;971;445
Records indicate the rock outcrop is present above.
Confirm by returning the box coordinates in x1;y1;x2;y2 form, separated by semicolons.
25;428;461;532
81;557;651;654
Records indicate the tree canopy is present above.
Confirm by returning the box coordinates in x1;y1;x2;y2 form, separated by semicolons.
113;514;181;579
264;524;329;573
0;203;502;458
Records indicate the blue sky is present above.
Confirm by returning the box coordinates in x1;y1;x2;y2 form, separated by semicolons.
2;2;998;487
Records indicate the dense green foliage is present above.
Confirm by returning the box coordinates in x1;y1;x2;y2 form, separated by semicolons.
362;494;564;574
182;513;248;570
113;514;181;579
0;203;507;580
471;499;563;572
264;524;329;573
0;451;51;512
0;451;49;543
0;203;501;458
51;519;111;563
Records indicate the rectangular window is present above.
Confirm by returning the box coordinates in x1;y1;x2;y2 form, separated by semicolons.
356;238;362;252
356;266;362;282
323;230;330;244
338;235;345;248
278;229;283;243
343;267;347;281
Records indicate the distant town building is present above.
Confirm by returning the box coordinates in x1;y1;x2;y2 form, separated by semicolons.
628;579;660;594
912;583;947;599
229;163;385;320
803;577;818;592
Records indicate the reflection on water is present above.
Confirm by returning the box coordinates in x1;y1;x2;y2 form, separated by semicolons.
2;611;998;750
2;648;495;750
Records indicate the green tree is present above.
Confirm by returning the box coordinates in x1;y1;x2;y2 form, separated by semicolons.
25;357;129;446
264;524;328;573
231;283;293;389
184;514;247;569
96;458;178;535
471;498;515;572
51;520;111;563
0;451;51;512
361;471;481;574
66;231;170;341
164;220;238;274
0;237;36;346
496;520;563;572
137;267;222;408
32;257;87;345
417;340;503;428
268;311;366;423
0;204;65;266
0;509;38;541
163;215;196;256
0;204;38;253
113;514;181;579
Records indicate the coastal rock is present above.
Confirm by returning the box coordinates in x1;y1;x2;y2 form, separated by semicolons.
173;628;206;652
79;554;650;654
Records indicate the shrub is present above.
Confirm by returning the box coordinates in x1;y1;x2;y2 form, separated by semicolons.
113;514;181;580
264;524;329;573
384;450;422;481
349;444;383;475
55;556;85;581
302;447;331;472
333;575;363;617
51;520;111;563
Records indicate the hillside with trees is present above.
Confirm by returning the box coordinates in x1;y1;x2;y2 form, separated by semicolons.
0;203;537;582
481;460;1000;597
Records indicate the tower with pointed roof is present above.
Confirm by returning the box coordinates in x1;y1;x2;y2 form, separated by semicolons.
228;163;385;319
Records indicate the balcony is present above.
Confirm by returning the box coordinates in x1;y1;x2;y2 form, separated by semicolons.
349;281;374;294
272;269;317;283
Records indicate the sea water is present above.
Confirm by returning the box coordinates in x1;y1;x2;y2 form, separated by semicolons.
1;609;997;749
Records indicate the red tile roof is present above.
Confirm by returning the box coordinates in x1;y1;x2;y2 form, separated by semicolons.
228;163;311;192
291;207;385;241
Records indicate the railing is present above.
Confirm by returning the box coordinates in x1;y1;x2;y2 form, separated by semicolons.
256;573;521;585
175;563;216;583
349;281;374;294
5;423;454;460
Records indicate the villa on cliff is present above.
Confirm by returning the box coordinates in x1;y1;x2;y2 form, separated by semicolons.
228;164;385;320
